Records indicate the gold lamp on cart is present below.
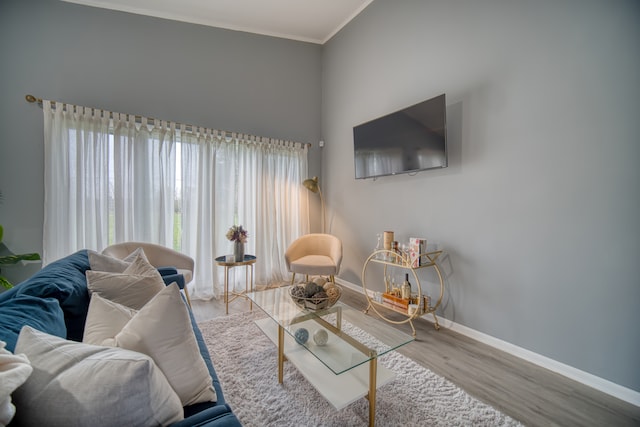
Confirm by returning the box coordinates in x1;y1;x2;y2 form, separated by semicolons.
303;176;325;233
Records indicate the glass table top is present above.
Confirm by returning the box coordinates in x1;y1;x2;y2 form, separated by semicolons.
248;286;414;375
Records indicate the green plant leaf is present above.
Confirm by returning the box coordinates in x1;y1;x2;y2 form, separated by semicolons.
0;253;41;265
0;276;12;290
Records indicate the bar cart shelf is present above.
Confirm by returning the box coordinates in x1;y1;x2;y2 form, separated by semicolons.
361;249;444;337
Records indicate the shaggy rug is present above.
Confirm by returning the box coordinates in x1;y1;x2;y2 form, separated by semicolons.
198;311;523;427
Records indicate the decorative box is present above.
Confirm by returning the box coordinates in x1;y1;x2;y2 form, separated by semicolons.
409;237;427;268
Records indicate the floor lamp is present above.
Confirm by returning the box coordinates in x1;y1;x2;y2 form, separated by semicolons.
303;176;326;233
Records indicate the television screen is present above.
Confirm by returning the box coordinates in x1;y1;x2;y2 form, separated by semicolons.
353;93;447;179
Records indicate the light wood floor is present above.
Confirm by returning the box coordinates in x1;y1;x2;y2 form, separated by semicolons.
191;286;640;426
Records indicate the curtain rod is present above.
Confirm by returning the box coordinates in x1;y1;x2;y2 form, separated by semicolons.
25;94;312;148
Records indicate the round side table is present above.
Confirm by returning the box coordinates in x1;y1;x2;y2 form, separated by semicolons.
214;254;257;314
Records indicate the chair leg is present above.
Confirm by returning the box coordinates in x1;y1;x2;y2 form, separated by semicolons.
290;272;296;285
183;284;192;307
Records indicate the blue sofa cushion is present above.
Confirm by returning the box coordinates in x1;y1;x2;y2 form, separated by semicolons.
162;273;186;290
0;295;66;352
11;250;90;341
172;404;240;427
157;266;179;276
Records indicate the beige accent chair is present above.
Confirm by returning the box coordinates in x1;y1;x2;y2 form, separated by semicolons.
285;234;342;285
102;242;194;305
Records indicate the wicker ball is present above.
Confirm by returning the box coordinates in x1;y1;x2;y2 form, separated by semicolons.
290;285;307;303
311;291;327;305
313;277;327;287
304;282;323;297
289;283;342;311
324;285;341;305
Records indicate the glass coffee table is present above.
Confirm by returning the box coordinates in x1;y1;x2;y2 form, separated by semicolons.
248;286;414;427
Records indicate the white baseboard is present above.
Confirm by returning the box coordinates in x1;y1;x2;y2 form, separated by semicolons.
335;277;640;408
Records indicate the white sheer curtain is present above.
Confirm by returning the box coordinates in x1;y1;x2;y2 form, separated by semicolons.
42;101;309;299
236;138;309;290
112;115;177;246
43;101;111;264
180;131;309;299
180;128;237;300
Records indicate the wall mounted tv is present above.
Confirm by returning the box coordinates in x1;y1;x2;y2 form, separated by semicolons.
353;93;447;180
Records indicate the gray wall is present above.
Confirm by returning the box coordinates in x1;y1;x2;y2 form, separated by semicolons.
322;0;640;392
0;0;322;282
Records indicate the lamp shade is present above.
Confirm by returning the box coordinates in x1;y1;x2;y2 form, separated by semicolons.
303;177;320;194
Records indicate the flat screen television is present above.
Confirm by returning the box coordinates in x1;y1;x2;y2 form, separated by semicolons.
353;93;447;179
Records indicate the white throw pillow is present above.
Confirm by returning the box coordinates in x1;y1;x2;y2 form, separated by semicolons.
13;326;183;427
83;284;217;406
88;247;148;272
82;293;138;344
86;252;165;310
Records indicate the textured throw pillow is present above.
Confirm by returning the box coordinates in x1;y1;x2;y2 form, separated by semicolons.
83;284;217;406
88;247;148;272
0;340;32;426
82;293;137;344
122;250;159;277
13;326;183;427
86;252;165;309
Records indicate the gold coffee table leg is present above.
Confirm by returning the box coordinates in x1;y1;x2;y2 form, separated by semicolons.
278;325;284;383
368;354;377;427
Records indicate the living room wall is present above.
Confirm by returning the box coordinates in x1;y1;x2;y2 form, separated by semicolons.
0;0;322;282
1;0;638;401
322;0;640;395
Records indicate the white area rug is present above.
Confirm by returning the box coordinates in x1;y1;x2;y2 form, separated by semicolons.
198;311;523;427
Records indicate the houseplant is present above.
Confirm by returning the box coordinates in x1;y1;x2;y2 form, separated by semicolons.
0;191;42;289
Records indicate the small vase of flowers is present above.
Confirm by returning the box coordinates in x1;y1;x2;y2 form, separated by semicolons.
226;225;248;262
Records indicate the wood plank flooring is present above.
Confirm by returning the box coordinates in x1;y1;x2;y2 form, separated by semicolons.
191;286;640;426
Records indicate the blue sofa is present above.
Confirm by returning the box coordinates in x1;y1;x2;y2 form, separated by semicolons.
0;250;242;427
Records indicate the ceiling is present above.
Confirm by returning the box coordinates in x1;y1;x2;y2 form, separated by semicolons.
61;0;374;44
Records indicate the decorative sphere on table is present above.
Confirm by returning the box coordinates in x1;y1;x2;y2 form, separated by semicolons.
313;277;327;287
290;285;307;304
304;282;323;298
294;328;309;345
323;284;341;305
313;328;329;346
311;291;328;305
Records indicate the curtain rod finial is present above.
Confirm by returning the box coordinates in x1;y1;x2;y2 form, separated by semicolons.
25;94;38;103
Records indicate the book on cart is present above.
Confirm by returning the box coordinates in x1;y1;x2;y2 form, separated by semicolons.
409;237;427;267
382;292;409;312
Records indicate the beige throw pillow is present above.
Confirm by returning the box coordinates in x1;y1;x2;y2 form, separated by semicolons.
88;247;148;272
86;252;165;310
13;326;183;427
83;284;217;406
82;293;137;344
